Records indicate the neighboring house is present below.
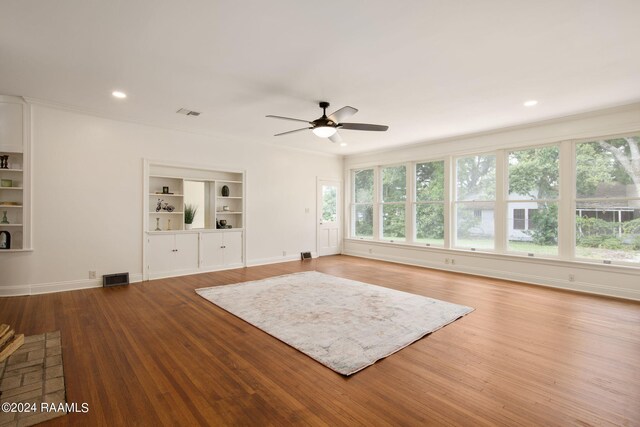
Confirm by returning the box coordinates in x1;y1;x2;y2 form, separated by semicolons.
471;183;639;242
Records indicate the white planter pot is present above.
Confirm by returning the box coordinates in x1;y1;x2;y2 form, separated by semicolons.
185;224;192;230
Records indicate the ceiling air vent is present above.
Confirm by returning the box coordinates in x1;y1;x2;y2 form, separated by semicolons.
176;108;201;117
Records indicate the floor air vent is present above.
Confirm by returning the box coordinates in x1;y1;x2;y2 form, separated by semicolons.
103;272;130;287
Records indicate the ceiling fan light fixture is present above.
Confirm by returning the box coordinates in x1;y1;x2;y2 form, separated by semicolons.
312;126;337;138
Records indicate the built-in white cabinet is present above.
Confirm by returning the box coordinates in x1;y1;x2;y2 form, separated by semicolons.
144;161;246;280
0;96;30;252
147;230;243;279
147;233;199;277
200;230;243;270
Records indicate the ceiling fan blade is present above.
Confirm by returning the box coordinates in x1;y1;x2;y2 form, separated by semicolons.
328;106;358;123
266;115;312;124
328;131;342;143
274;127;311;137
339;123;389;132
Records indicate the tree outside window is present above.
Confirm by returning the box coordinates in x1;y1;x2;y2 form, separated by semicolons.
415;161;444;246
381;166;406;241
352;169;374;238
507;145;559;255
575;136;640;263
455;154;496;250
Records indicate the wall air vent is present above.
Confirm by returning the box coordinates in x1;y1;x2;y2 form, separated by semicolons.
176;108;201;117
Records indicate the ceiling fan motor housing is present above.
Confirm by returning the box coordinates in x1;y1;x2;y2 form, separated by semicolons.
314;102;336;128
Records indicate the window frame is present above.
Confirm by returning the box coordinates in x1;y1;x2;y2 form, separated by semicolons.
453;151;498;251
345;130;640;268
350;168;376;240
573;135;640;265
413;159;446;247
505;143;561;256
379;163;409;242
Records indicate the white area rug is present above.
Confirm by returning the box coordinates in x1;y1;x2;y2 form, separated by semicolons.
196;271;473;375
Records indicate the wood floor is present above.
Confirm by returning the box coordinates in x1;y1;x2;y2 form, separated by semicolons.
1;255;639;426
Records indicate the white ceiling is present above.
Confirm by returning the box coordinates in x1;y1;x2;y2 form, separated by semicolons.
1;0;639;155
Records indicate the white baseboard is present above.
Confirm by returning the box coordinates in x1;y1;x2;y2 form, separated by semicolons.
0;285;30;297
0;273;144;297
247;253;315;267
343;248;640;301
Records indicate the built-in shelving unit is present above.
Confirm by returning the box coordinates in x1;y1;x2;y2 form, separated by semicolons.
143;160;246;280
146;170;243;232
0;95;30;252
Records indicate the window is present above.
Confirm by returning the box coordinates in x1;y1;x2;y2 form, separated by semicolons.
507;145;559;255
513;209;525;230
351;169;374;238
381;165;407;241
347;134;640;268
322;185;337;222
575;136;640;263
414;161;445;246
455;154;496;249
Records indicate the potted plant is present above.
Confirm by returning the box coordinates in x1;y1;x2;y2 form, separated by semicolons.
184;204;198;230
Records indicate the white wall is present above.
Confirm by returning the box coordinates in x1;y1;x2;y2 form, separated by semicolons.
0;104;342;295
344;103;640;300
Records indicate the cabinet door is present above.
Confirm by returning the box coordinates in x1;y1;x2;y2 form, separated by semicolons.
223;231;243;266
174;233;199;272
148;234;177;276
200;232;225;270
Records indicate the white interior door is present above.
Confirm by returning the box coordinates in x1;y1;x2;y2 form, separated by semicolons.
317;179;341;256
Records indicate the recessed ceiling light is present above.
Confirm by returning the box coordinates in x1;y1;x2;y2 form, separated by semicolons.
112;91;127;99
523;100;538;107
340;142;347;147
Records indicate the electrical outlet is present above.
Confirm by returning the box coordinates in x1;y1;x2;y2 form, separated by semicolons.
305;208;310;213
89;271;96;279
282;251;287;256
451;259;456;265
368;248;373;254
445;258;450;264
569;274;575;282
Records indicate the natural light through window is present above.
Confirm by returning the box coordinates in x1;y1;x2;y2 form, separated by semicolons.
414;161;445;246
575;136;640;263
507;146;559;255
455;154;496;250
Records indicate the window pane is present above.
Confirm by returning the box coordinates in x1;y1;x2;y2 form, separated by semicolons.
576;137;640;199
416;161;444;202
322;185;337;222
382;166;406;202
508;202;558;256
353;204;373;238
513;209;525;230
382;204;405;241
508;146;559;200
575;203;640;263
415;203;444;246
456;155;496;201
354;169;374;203
455;203;494;249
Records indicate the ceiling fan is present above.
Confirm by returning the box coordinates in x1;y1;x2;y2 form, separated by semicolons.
266;101;389;143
